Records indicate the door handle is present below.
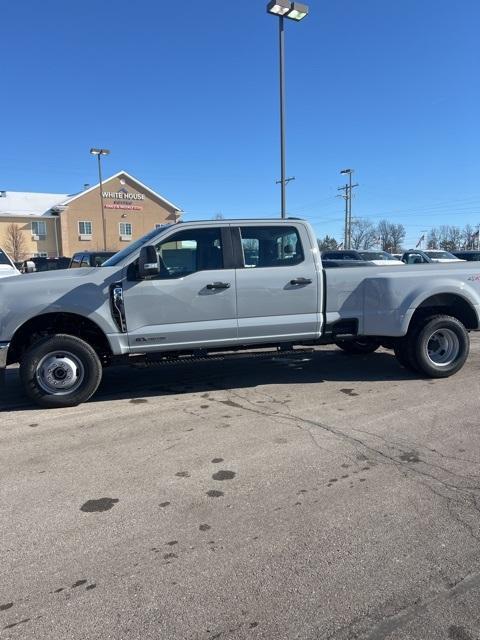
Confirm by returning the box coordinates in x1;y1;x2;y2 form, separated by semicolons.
206;282;231;290
290;277;312;285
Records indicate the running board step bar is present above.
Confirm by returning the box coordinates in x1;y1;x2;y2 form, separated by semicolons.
129;348;315;368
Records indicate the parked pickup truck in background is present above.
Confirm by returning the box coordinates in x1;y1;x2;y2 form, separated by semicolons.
69;251;115;269
1;219;480;408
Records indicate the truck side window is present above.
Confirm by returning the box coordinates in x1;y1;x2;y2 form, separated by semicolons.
71;254;82;268
239;226;304;268
154;228;224;278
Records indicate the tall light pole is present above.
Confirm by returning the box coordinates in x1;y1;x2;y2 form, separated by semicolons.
90;148;110;250
267;1;309;219
340;168;358;249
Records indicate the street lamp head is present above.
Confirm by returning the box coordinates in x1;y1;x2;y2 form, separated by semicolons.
90;148;110;156
267;0;309;20
286;2;309;20
340;168;353;175
267;0;291;16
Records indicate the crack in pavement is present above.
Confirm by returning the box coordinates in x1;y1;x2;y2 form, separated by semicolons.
219;390;480;503
361;569;480;640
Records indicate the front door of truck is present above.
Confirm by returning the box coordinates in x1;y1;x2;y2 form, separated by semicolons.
123;226;237;352
233;224;321;341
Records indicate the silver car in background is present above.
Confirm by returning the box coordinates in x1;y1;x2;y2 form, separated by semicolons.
0;248;21;279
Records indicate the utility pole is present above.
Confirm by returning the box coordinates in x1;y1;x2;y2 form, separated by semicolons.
337;184;349;248
338;169;358;249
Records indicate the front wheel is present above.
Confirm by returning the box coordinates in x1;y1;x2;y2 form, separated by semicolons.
405;315;469;378
20;334;103;408
334;339;380;355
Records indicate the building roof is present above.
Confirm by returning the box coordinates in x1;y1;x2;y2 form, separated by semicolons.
61;171;183;212
0;191;69;218
0;170;182;219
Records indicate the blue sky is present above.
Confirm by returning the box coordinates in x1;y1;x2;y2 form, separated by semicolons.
2;0;479;247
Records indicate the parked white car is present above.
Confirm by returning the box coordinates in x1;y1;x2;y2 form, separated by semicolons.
0;249;21;278
359;251;405;266
423;250;466;263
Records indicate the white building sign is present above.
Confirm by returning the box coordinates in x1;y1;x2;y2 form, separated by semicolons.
103;187;145;211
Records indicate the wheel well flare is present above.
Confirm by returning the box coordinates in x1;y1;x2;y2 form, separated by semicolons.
411;294;479;330
7;313;112;365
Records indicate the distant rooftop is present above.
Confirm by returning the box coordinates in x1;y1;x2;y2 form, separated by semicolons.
0;190;70;218
0;171;182;218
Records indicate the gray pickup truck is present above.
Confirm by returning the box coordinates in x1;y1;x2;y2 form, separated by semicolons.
1;219;480;408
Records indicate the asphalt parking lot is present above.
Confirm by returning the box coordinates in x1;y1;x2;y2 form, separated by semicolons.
1;340;480;640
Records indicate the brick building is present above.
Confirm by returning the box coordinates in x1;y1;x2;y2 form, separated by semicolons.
0;171;182;260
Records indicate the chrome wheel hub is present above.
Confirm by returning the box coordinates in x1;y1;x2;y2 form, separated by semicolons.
426;328;459;366
36;352;85;395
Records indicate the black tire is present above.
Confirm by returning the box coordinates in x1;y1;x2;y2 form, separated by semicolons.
20;334;102;408
393;339;419;372
335;339;380;355
405;315;469;378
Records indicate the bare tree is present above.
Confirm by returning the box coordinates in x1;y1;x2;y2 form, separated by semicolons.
213;213;224;220
462;224;475;249
427;229;439;249
376;220;405;252
4;223;27;262
448;226;463;251
376;220;392;251
389;223;406;253
437;225;462;251
350;219;377;250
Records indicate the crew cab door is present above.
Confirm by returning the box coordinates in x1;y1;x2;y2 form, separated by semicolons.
233;223;321;342
123;225;237;352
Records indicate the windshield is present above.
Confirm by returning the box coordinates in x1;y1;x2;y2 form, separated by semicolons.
425;251;458;259
359;251;394;261
102;226;173;267
0;250;13;267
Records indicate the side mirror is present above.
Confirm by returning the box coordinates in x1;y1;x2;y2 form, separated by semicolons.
138;246;160;278
25;260;36;273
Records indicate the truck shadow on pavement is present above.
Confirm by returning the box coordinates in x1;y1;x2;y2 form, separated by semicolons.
1;348;419;411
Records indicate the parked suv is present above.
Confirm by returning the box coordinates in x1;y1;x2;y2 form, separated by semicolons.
69;251;115;268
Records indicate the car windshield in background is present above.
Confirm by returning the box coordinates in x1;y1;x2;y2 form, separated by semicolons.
0;250;12;266
426;251;458;259
359;251;394;261
102;227;172;267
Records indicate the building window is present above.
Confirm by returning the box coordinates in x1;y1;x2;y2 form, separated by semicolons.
78;221;92;237
32;221;47;238
120;222;132;238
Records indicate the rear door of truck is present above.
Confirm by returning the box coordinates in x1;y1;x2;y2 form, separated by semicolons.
232;222;321;342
